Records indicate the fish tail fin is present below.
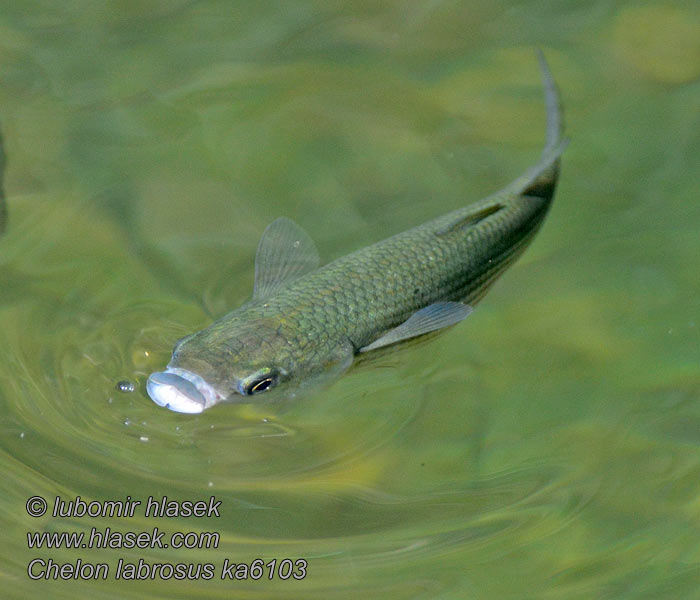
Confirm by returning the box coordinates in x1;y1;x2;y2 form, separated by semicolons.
504;50;568;201
518;50;568;200
537;48;564;157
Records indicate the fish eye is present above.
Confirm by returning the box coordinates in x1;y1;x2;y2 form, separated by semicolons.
248;378;273;394
244;371;279;395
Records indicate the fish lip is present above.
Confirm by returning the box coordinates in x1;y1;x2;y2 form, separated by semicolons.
146;368;223;413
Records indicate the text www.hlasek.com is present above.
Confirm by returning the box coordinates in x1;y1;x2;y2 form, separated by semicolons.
26;495;308;581
28;527;218;550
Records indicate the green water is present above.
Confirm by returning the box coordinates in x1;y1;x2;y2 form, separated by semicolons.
1;1;699;598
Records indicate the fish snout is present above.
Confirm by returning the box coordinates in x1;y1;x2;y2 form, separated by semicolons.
147;370;214;413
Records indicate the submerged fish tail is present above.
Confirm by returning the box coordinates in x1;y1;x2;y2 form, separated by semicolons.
515;49;567;202
538;49;564;157
432;51;568;305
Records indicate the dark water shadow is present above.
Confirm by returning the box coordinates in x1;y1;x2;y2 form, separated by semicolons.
90;184;214;318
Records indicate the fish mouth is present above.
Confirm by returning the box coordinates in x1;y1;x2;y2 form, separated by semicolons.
146;368;223;413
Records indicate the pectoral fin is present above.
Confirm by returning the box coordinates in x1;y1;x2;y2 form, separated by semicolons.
359;302;473;353
253;217;320;300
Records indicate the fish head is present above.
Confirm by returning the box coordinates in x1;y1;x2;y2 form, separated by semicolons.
147;316;299;413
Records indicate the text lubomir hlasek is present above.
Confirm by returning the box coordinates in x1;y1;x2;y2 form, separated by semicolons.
51;495;221;518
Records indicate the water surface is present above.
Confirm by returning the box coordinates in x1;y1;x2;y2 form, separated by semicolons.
1;1;699;598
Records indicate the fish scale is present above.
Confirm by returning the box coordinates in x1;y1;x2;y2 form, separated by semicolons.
147;50;567;412
270;188;551;349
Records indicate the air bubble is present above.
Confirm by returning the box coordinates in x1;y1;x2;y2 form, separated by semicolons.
116;380;135;393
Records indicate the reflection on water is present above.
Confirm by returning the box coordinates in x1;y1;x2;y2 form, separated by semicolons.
1;1;699;598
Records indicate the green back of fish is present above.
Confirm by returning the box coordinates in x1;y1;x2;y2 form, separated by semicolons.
171;50;566;391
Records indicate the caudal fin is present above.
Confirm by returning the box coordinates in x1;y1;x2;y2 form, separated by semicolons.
536;49;564;156
504;50;568;200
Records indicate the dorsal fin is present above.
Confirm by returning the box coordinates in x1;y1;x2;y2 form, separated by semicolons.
253;217;320;300
436;203;504;237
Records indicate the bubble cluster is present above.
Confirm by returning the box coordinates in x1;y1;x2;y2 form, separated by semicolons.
116;380;136;393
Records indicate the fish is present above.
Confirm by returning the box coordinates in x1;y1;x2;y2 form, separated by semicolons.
147;50;568;413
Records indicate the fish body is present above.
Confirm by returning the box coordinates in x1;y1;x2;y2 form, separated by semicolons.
147;51;567;413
